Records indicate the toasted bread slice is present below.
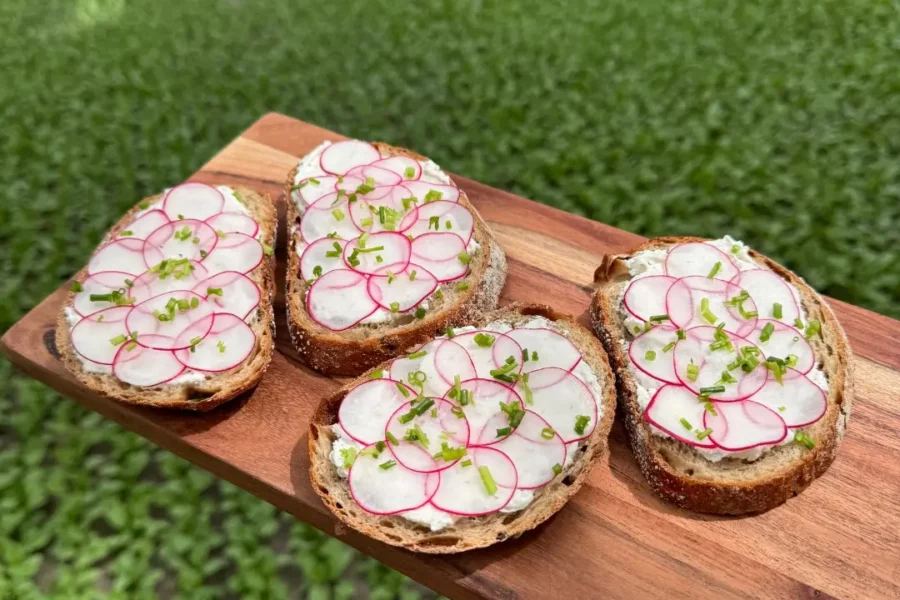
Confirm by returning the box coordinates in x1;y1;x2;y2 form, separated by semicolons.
591;236;853;514
56;186;276;412
285;141;506;376
308;302;616;553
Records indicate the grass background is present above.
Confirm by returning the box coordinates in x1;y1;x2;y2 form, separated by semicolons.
1;0;898;597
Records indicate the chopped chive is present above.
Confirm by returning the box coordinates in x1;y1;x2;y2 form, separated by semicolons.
356;245;384;254
445;326;455;338
217;340;226;353
541;427;555;440
262;243;274;256
408;350;427;359
138;201;150;209
456;282;469;291
699;385;726;394
731;244;740;254
120;230;133;236
532;351;538;361
496;427;512;437
461;459;472;468
794;431;815;450
645;350;656;361
435;289;444;300
478;466;497;495
312;265;323;278
109;334;128;346
199;249;208;258
759;322;775;343
396;382;410;397
70;281;83;292
340;447;357;469
308;177;320;186
124;341;137;352
662;341;676;353
216;229;226;239
386;432;399;446
648;314;670;323
696;428;713;440
700;298;718;324
805;320;821;340
207;287;223;296
332;209;345;221
445;220;452;230
424;189;443;203
409;270;417;281
773;303;783;319
457;252;470;265
552;463;563;475
379;459;397;470
473;333;495;347
679;417;693;430
404;166;415;179
707;261;722;279
786;354;799;368
676;329;686;340
370;369;384;379
778;406;786;412
389;302;400;313
574;415;590;436
415;307;426;319
428;216;440;231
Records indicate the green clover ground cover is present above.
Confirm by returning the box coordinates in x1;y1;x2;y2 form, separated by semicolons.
2;0;899;597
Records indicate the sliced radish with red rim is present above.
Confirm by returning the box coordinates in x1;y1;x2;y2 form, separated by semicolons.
88;238;148;276
173;313;255;373
70;306;132;365
125;290;213;348
665;243;740;280
349;445;440;516
748;369;827;427
390;339;477;397
73;271;151;317
112;336;186;387
430;447;517;516
385;399;470;473
299;194;363;242
319;141;381;175
367;264;437;313
306;269;378;331
729;269;801;324
673;326;767;401
119;210;170;240
338;379;418;445
143;219;218;265
370;156;421;180
299;238;349;281
132;260;209;299
342;232;411;275
403;181;460;204
205;212;259;237
623;275;676;323
666;276;757;336
452;331;523;379
751;319;814;374
703;400;788;451
201;233;264;276
643;385;717;448
410;232;469;282
514;367;597;442
295;175;339;206
628;325;681;384
444;378;523;442
162;183;225;221
192;271;260;320
505;327;582;373
489;410;566;489
404;201;474;243
346;164;403;187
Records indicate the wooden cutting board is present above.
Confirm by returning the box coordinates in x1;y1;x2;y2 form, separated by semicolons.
3;113;900;600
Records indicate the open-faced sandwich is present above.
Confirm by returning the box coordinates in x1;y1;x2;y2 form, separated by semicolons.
57;183;276;411
592;236;853;514
308;303;615;553
284;140;506;376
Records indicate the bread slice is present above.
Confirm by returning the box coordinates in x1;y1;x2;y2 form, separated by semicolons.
591;236;853;514
284;142;507;376
308;302;617;553
56;186;276;412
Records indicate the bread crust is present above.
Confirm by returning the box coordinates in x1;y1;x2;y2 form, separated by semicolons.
56;186;277;412
307;303;616;553
284;142;507;376
590;236;854;514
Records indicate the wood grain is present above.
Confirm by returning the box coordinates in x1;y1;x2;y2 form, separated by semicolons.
3;113;899;600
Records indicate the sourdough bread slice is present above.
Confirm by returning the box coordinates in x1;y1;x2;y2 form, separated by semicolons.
285;142;507;376
591;236;853;514
56;186;276;412
308;303;616;553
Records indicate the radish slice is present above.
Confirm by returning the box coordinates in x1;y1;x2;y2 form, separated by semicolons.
410;232;469;282
390;339;477;397
643;385;717;448
403;181;460;204
489;411;566;489
299;194;362;242
666;276;758;336
335;175;365;194
404;201;474;243
452;331;523;379
623;275;677;323
112;336;186;387
299;238;349;281
346;165;403;187
342;232;411;275
385;399;470;473
673;326;767;401
132;260;209;299
370;156;421;180
205;212;259;237
348;186;418;234
143;219;218;264
192;271;260;320
125;291;213;348
73;271;151;317
666;243;740;280
173;313;255;372
628;325;681;384
430;447;517;516
119;210;169;240
162;183;225;221
349;445;439;516
319;141;381;175
88;238;148;276
751;319;814;374
505;328;582;373
749;369;827;428
445;378;523;441
703;400;788;451
296;175;339;206
201;233;264;276
338;379;417;445
367;264;437;313
70;306;132;364
514;367;597;442
730;269;801;324
307;269;378;331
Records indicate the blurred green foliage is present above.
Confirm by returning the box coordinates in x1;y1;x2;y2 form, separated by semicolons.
1;0;898;596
